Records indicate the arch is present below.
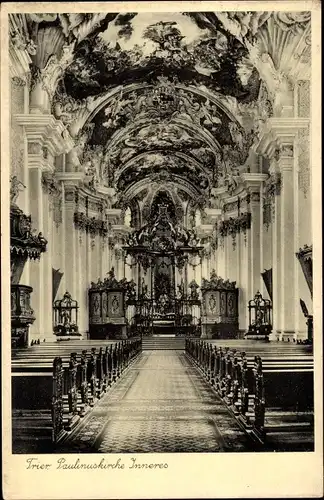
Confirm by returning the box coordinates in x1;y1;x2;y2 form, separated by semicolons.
105;117;222;157
113;150;213;183
83;81;242;130
119;174;200;209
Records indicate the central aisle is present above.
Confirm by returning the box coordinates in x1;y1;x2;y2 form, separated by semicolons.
61;350;254;453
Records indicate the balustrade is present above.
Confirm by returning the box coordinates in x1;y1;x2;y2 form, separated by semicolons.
51;338;142;444
185;338;265;437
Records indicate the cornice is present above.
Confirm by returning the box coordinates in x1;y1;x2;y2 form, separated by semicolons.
241;173;268;190
196;224;214;237
255;117;310;157
56;172;85;185
204;208;222;220
14;114;74;156
106;208;122;218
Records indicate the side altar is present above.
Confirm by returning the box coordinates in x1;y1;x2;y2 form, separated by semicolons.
200;270;239;339
88;268;135;339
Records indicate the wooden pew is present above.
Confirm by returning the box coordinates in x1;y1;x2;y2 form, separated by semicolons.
185;339;314;450
12;338;142;451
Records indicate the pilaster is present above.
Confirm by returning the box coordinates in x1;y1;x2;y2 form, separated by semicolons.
278;142;296;339
241;174;268;295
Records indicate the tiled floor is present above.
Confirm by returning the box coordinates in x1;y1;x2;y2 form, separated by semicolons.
60;351;254;453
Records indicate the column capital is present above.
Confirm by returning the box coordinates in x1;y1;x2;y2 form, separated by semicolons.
241;173;268;192
105;208;122;225
195;224;214;238
15;114;74;171
97;186;117;207
210;186;228;200
56;172;85;185
255;117;309;158
204;208;222;222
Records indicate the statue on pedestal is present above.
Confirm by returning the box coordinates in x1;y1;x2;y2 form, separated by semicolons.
141;278;148;299
188;280;200;300
177;279;185;299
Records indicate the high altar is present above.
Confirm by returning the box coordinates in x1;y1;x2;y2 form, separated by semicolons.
123;204;203;336
88;204;241;339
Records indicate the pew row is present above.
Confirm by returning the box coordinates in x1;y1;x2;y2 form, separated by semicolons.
185;339;314;450
12;339;142;452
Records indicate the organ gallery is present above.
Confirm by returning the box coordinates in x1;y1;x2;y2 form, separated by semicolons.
7;10;315;460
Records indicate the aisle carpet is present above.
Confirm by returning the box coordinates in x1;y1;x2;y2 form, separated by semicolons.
59;351;255;453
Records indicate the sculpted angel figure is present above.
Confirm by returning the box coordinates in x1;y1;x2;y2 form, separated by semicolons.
10;175;26;203
178;93;201;123
228;122;245;150
200;99;222;131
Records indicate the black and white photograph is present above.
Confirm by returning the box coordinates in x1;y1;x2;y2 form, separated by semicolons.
1;2;322;499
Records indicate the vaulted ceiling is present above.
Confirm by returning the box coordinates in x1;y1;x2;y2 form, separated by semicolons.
15;11;311;210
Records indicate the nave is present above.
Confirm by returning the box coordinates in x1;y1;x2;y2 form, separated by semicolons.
58;349;254;454
12;337;314;455
8;11;315;458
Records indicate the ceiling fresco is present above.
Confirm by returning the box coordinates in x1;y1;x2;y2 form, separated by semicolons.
19;11;311;209
60;13;259;102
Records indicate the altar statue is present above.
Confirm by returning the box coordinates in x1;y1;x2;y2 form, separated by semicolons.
177;279;185;299
10;175;26;204
141;278;148;298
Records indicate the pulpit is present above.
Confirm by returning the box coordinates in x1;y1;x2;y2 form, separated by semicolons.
11;285;35;348
200;270;239;339
10;201;47;347
88;268;128;339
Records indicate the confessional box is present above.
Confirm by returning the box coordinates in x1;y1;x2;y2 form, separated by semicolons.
89;289;126;339
201;289;239;339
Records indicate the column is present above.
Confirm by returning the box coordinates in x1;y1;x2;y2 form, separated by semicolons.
63;186;77;299
250;193;261;295
272;181;282;339
28;166;45;340
41;187;55;340
14;115;74;340
29;82;51;115
278;142;295;339
57;175;85;335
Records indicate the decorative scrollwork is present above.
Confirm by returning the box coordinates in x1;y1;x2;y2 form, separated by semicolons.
201;269;236;291
263;173;281;230
218;212;251;248
73;211;108;237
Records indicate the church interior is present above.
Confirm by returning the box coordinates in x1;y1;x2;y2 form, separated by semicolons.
8;11;314;454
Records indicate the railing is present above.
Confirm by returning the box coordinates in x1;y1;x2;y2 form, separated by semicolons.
127;297;202;337
52;338;142;444
185;339;265;440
